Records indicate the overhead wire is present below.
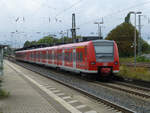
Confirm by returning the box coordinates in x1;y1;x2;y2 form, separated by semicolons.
78;0;150;27
55;0;84;18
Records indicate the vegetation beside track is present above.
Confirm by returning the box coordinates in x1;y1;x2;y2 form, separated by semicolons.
118;65;150;82
118;57;150;81
120;56;150;63
0;78;9;99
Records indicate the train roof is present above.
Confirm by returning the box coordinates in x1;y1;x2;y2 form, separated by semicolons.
15;40;115;53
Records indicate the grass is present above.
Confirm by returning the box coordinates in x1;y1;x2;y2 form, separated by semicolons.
136;56;150;62
120;56;150;63
119;57;134;63
0;89;9;98
117;65;150;81
0;79;9;99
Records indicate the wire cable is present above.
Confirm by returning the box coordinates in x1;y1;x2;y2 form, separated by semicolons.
55;0;84;18
78;0;150;27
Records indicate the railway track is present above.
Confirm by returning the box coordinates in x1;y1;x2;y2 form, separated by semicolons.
93;81;150;99
120;62;150;68
8;59;135;113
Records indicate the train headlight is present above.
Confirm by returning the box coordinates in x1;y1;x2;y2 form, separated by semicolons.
114;61;118;65
91;61;96;65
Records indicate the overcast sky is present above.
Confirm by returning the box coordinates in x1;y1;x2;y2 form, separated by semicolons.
0;0;150;47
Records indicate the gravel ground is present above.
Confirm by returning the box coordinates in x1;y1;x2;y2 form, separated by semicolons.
14;60;150;113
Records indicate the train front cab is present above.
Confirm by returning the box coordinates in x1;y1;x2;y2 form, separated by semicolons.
91;40;119;76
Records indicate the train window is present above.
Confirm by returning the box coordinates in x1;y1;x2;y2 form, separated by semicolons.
51;53;53;60
62;52;64;61
65;52;69;61
59;53;62;61
80;52;83;62
85;47;87;56
36;52;38;59
70;52;72;62
94;46;113;54
40;52;41;59
37;52;39;59
76;52;78;61
65;53;67;61
48;52;50;60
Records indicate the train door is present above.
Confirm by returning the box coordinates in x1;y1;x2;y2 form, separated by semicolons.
48;50;52;64
52;50;54;65
36;51;38;63
62;49;64;67
57;49;62;67
34;51;36;62
73;48;76;69
46;50;48;64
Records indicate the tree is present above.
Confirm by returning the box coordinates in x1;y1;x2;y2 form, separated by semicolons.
106;22;138;57
37;36;55;45
141;40;150;54
106;22;150;56
23;41;31;47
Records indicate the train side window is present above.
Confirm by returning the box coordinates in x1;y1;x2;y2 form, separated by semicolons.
80;52;83;62
48;51;50;60
68;53;70;62
50;52;52;59
51;52;53;60
62;52;64;61
76;52;78;62
40;52;42;59
70;52;72;62
85;47;87;57
38;52;39;59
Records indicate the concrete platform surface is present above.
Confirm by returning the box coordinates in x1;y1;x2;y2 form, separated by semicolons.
0;62;61;113
0;60;119;113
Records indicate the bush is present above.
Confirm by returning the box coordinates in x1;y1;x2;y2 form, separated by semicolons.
0;89;9;98
118;66;150;81
0;79;9;98
136;56;150;62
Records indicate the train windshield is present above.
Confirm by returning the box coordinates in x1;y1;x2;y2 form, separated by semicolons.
94;46;113;54
93;41;114;62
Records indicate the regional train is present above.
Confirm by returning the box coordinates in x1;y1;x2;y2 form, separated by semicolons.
15;40;119;77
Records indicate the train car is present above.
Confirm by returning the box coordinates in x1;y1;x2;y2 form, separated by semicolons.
15;40;119;76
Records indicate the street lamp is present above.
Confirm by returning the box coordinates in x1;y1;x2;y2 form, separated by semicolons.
94;21;103;40
130;11;142;69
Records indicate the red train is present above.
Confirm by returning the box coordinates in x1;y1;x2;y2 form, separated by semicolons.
15;40;119;77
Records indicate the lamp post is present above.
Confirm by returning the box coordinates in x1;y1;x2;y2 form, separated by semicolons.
130;11;142;69
94;18;103;40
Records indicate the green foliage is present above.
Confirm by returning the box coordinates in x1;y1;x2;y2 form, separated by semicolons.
119;57;134;63
141;40;150;53
106;22;150;57
0;79;9;98
136;56;150;62
23;35;81;47
0;89;9;98
23;40;31;47
118;66;150;81
106;22;137;57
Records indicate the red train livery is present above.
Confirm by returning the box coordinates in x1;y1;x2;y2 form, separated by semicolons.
15;40;119;76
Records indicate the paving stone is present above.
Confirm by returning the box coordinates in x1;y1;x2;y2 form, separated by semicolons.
0;63;59;113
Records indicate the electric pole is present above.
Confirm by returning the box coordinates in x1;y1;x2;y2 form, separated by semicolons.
138;15;143;56
71;13;76;43
94;18;103;39
130;11;142;70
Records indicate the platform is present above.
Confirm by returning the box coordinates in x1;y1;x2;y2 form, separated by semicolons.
0;61;69;113
0;60;119;113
